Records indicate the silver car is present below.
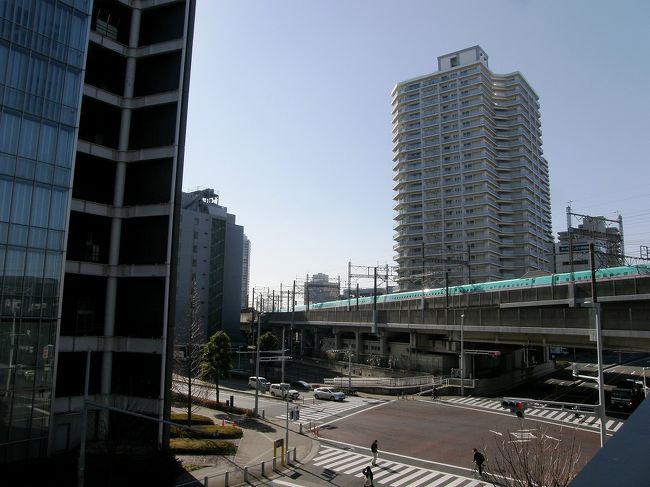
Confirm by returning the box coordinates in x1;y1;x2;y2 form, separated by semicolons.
314;387;346;401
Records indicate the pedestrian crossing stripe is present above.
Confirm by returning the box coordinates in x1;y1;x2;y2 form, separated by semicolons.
313;446;489;487
274;398;378;423
441;397;624;432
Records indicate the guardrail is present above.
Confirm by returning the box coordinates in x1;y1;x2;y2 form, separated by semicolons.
175;448;297;487
324;374;437;388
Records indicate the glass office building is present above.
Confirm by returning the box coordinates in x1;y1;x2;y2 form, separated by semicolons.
0;0;92;462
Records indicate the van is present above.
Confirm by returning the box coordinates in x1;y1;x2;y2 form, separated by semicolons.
248;376;270;391
270;383;299;400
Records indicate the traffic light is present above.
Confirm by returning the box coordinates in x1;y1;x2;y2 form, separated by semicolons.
501;400;526;417
515;401;526;418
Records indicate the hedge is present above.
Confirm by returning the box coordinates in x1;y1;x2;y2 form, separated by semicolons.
170;424;242;439
170;439;237;456
170;412;214;426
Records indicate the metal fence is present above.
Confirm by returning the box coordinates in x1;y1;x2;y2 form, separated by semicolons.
175;448;297;487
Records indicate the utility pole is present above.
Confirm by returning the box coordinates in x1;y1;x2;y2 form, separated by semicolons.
460;313;465;398
589;243;607;447
254;298;263;416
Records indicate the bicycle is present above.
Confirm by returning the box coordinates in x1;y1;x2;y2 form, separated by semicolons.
472;460;487;479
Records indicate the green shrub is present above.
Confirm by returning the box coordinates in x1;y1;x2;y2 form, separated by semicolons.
170;424;242;439
170;438;237;455
169;412;214;426
170;391;253;417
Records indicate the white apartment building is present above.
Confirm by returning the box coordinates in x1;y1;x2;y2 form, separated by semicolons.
392;46;553;289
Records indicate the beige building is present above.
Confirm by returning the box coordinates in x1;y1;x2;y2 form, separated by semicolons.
392;46;553;289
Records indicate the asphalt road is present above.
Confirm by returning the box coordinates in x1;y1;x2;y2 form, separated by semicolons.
314;398;602;474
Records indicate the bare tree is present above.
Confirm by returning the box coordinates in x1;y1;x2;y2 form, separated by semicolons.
483;427;582;487
171;279;208;427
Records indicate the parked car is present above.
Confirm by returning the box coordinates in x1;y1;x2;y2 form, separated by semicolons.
290;380;312;391
270;383;300;400
314;387;346;401
248;376;270;391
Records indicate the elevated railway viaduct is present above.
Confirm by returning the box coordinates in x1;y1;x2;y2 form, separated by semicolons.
262;272;650;376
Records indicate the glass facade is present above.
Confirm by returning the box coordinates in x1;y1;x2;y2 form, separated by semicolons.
0;0;90;463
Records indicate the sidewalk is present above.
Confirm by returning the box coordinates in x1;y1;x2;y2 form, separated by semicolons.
174;387;321;487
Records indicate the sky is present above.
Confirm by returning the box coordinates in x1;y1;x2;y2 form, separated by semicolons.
182;0;650;293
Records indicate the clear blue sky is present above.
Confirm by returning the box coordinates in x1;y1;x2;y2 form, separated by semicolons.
182;0;650;291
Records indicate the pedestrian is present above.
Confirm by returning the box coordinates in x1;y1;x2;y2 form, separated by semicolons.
432;387;438;400
371;440;378;465
473;448;485;476
362;465;374;486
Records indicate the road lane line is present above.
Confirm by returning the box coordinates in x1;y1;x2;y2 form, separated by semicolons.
381;465;418;483
408;471;444;487
391;468;433;486
331;455;369;472
313;451;349;466
429;473;452;485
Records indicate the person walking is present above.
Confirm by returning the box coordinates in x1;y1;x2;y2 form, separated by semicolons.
371;440;378;465
362;465;374;486
432;387;438;400
473;448;485;476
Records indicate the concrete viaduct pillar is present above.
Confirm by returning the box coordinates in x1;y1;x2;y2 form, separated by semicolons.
355;330;362;358
379;331;387;358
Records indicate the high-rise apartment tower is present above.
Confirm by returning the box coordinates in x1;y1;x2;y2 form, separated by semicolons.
392;46;552;289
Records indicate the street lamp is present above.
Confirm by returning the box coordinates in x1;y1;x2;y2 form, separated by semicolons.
460;313;465;398
254;306;264;417
347;345;353;392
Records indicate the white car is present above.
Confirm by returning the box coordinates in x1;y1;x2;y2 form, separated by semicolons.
270;383;300;400
314;387;346;401
248;376;270;391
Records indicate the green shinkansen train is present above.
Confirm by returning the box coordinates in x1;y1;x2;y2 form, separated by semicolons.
295;264;650;311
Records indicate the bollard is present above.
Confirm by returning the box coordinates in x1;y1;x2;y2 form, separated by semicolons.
244;466;249;483
299;423;303;434
204;476;208;487
261;461;265;476
224;471;229;487
273;457;277;471
293;447;297;462
262;410;265;419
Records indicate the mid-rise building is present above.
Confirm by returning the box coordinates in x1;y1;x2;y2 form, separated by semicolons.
392;46;553;289
305;273;340;304
0;0;196;464
176;189;244;344
555;213;624;273
241;234;251;308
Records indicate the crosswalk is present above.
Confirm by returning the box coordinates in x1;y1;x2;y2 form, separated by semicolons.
274;398;383;423
440;396;624;432
312;445;488;487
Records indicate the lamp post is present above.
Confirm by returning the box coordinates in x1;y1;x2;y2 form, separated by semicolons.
460;313;465;398
588;243;606;447
254;302;264;417
347;345;353;392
